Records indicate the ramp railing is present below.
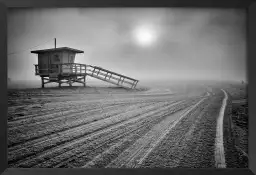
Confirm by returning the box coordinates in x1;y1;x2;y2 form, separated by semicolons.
86;65;139;89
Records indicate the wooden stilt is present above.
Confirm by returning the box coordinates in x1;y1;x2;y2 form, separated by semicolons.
69;78;72;86
41;77;44;88
84;75;86;87
58;77;61;87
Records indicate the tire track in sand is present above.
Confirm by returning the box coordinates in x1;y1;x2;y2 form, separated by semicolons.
106;97;207;168
39;101;190;168
8;102;155;146
9;100;189;165
214;89;228;168
60;100;197;168
9;100;188;167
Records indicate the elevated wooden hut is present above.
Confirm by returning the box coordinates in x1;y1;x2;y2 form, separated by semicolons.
32;39;139;89
31;41;86;88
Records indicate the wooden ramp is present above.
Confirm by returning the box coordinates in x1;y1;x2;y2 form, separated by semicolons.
86;65;139;89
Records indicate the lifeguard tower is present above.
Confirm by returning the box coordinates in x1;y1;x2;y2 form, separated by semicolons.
32;39;139;89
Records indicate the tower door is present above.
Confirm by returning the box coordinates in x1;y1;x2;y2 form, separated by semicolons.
50;52;61;74
38;53;49;74
68;53;75;63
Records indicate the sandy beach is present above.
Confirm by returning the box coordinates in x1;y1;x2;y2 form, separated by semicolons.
7;82;248;168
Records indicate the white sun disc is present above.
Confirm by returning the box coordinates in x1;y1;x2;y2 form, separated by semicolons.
133;25;157;47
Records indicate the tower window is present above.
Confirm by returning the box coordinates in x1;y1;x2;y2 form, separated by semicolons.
54;54;60;62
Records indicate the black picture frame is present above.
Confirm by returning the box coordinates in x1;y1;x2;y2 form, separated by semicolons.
1;0;255;175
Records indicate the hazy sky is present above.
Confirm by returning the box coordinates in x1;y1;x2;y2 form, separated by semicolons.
8;8;246;82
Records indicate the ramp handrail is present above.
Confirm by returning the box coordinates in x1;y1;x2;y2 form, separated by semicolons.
87;65;138;82
86;65;139;89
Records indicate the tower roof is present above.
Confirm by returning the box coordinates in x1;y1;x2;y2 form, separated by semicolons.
31;47;84;54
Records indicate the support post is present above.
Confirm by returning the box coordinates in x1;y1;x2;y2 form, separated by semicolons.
84;75;86;87
69;78;72;87
41;77;44;88
121;78;125;84
35;65;37;75
69;64;72;74
92;67;96;75
58;64;61;74
134;81;138;89
131;81;135;89
58;77;61;87
118;77;122;85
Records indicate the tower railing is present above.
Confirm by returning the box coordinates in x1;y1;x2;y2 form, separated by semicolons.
34;63;86;76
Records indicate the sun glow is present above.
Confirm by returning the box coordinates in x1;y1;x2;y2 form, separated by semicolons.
133;25;157;47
